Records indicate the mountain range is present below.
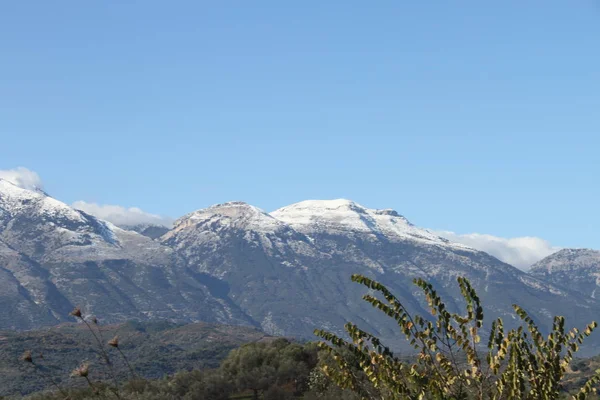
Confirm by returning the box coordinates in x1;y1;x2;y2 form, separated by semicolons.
1;178;600;352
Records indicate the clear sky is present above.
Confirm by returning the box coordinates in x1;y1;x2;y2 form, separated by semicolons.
1;1;599;254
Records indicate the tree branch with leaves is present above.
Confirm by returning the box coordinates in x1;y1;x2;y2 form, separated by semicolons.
315;274;600;400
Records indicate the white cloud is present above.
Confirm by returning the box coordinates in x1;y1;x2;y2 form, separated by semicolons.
0;167;44;191
72;201;174;228
436;231;560;270
0;167;172;228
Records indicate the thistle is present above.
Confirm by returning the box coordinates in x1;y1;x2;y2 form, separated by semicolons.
71;362;90;378
69;307;82;318
108;335;119;348
22;349;68;397
108;334;136;379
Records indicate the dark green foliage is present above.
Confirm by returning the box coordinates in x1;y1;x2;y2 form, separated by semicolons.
220;338;319;399
20;337;330;400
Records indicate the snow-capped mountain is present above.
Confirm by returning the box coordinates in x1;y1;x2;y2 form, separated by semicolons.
162;199;599;349
2;184;599;351
271;199;468;248
529;248;600;299
0;178;119;257
0;179;254;330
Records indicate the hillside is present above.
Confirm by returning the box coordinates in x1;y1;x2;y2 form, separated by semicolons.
2;180;600;353
0;320;267;396
0;178;255;330
162;200;600;350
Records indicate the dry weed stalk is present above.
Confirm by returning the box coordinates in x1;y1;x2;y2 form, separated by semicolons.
22;307;142;399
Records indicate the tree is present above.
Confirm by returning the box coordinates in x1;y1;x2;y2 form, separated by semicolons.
315;274;600;400
220;338;318;399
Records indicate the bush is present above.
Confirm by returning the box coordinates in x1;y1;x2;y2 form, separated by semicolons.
315;274;600;400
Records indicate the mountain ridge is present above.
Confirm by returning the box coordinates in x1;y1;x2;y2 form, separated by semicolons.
530;248;600;299
0;180;257;330
1;182;600;353
159;197;600;351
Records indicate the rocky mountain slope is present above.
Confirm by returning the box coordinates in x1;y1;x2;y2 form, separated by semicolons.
2;180;599;351
0;179;254;330
530;248;600;299
120;223;171;239
161;199;599;349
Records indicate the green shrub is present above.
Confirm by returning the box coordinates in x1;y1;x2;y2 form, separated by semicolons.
315;274;600;400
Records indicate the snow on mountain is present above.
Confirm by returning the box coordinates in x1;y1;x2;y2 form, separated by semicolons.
161;199;599;351
271;199;473;250
2;185;600;353
0;182;255;330
529;249;600;299
162;201;321;276
173;201;288;234
0;178;87;225
0;178;126;258
530;248;600;273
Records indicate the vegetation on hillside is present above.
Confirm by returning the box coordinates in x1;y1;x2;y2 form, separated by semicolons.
0;319;265;397
17;337;356;400
7;275;600;399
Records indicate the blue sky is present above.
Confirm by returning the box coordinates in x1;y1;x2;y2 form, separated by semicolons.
1;1;599;260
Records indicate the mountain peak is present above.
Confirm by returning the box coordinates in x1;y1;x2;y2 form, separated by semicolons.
0;178;85;223
270;199;409;220
552;248;598;257
0;177;41;196
530;248;600;273
173;201;286;233
0;177;47;197
212;201;252;208
204;201;269;217
0;178;134;260
529;248;600;299
271;199;410;226
271;198;366;215
271;199;468;249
